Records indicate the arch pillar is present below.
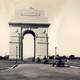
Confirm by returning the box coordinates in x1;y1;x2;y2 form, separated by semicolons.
34;36;36;61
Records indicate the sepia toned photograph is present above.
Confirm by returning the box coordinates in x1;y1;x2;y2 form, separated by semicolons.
0;0;80;80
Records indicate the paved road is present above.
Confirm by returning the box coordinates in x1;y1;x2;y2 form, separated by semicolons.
0;64;80;80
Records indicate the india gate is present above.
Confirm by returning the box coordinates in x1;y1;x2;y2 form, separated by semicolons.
9;7;50;61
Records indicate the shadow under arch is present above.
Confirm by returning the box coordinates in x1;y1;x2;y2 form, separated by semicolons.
22;30;36;61
23;30;35;37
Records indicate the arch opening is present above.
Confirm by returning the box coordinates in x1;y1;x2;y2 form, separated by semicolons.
23;30;36;61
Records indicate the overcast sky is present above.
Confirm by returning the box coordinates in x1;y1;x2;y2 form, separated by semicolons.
0;0;80;57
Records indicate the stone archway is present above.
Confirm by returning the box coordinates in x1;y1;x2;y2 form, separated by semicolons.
9;7;50;61
23;30;36;60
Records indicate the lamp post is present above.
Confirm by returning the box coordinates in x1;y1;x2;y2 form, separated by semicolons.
16;46;18;64
55;47;57;56
18;33;21;60
46;34;48;58
16;29;21;60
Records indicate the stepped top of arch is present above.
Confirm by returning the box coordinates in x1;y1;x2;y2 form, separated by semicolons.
9;7;50;26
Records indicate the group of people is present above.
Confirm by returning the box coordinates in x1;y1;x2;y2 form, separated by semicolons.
32;56;48;64
32;55;65;67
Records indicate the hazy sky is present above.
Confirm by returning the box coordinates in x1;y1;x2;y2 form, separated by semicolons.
0;0;80;57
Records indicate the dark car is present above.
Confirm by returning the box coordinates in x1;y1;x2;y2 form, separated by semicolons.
52;57;64;67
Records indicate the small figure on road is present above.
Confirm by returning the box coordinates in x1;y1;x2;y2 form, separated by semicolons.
43;56;48;64
36;57;41;63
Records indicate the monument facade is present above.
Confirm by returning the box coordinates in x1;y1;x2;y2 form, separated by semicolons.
9;7;50;60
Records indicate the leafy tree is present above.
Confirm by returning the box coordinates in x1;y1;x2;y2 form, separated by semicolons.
69;55;75;59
